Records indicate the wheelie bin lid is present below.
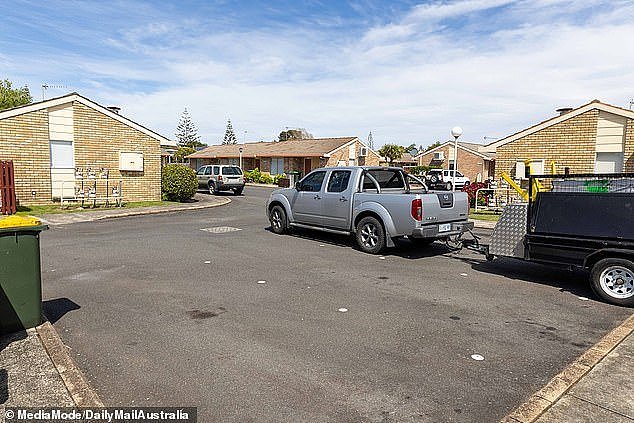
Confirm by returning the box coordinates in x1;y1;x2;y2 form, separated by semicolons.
0;215;48;233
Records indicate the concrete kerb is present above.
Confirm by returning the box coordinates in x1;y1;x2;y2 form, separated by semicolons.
501;313;634;423
91;198;231;222
36;321;104;407
246;183;278;188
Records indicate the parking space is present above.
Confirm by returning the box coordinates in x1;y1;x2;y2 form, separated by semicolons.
40;186;632;422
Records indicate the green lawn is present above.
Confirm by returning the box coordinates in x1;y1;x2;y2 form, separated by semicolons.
469;208;501;221
16;200;179;216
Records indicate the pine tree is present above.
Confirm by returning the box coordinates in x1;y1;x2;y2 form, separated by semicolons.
175;108;204;148
222;119;238;145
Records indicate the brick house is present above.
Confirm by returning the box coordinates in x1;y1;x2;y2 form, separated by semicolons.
0;93;177;205
483;100;634;180
187;137;380;176
415;141;495;183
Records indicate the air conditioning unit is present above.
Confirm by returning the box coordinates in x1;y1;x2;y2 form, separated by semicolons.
434;152;445;160
358;147;368;157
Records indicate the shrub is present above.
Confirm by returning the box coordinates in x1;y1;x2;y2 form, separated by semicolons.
161;164;197;202
243;168;276;184
272;173;286;184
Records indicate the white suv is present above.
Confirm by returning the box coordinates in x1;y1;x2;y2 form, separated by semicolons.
425;169;470;190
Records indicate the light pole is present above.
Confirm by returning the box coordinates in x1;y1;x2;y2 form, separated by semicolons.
239;147;243;169
450;126;463;192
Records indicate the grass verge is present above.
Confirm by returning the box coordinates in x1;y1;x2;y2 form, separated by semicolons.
16;200;179;216
469;208;501;221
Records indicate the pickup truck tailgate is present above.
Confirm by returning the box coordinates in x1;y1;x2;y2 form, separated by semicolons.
424;192;469;223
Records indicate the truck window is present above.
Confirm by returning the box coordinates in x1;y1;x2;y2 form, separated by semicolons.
364;170;405;189
299;171;326;192
204;167;212;175
327;171;351;193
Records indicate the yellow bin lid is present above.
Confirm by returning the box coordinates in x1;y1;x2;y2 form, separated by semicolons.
0;215;42;229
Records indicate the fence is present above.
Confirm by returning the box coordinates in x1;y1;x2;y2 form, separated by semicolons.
0;160;17;215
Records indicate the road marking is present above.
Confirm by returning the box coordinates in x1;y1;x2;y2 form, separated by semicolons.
200;226;242;233
471;354;485;361
379;256;386;260
204;261;211;264
338;308;348;312
257;280;266;284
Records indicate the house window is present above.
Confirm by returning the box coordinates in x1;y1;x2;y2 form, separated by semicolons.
515;160;545;179
271;158;284;175
50;140;74;169
595;152;623;173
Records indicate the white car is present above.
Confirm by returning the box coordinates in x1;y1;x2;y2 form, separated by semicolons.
425;169;470;190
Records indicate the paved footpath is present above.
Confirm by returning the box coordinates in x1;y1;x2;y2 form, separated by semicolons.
37;193;230;226
503;313;634;423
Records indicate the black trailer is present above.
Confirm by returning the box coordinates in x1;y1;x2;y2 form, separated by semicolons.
467;173;634;307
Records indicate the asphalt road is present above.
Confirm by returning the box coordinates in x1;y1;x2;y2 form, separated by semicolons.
40;186;632;422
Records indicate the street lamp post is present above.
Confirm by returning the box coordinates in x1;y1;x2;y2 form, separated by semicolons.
450;126;463;192
239;147;243;169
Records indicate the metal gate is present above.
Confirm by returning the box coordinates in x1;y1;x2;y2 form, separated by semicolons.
0;160;17;215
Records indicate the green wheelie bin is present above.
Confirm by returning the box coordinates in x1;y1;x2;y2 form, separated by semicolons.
0;215;48;335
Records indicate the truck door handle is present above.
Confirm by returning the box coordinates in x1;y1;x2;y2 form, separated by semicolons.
314;195;321;200
339;197;348;202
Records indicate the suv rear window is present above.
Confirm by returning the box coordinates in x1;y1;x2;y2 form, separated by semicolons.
222;166;242;175
363;170;405;189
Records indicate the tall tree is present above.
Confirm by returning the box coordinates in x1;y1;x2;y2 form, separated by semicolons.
223;119;238;144
0;80;32;111
378;144;406;164
278;128;313;141
175;108;205;148
425;141;442;152
405;143;418;155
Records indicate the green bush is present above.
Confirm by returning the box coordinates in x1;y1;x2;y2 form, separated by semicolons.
243;168;277;184
161;164;197;202
272;173;286;184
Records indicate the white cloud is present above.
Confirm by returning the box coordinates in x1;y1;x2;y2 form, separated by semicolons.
5;1;634;148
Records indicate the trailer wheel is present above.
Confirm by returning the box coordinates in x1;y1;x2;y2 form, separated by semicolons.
590;258;634;306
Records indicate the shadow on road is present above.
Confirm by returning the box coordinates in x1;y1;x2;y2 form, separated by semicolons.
272;225;598;299
0;331;27;405
43;298;81;324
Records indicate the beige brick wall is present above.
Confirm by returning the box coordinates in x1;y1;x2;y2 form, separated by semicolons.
0;110;52;205
0;102;162;205
417;145;492;182
495;110;599;180
73;103;161;202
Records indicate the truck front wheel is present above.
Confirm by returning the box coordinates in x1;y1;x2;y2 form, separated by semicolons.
590;258;634;306
356;216;386;254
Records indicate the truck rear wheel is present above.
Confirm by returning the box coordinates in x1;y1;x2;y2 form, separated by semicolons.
590;258;634;306
356;216;386;254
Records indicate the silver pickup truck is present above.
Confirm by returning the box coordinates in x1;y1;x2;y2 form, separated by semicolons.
266;166;473;254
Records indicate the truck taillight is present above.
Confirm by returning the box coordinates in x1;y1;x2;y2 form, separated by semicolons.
411;198;423;221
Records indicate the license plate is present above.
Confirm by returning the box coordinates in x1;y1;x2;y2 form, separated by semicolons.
438;223;451;233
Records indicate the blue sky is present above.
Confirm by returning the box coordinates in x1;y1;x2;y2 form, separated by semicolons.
2;0;634;147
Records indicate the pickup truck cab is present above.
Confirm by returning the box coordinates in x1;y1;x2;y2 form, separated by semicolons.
266;166;473;254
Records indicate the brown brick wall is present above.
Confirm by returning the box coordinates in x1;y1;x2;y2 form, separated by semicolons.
495;110;599;180
0;110;51;204
73;103;161;202
326;140;379;167
417;145;492;182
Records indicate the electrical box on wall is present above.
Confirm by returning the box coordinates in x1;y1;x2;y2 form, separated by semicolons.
119;152;144;171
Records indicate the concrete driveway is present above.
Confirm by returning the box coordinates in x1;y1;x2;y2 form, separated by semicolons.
40;186;632;422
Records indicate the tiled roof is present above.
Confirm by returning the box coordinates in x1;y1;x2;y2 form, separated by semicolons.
187;137;358;159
